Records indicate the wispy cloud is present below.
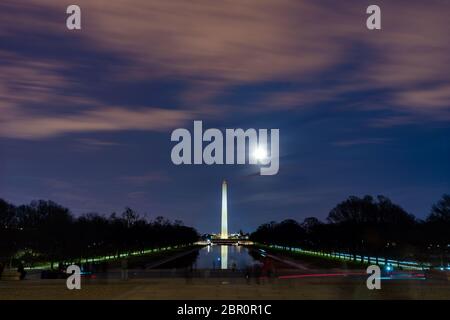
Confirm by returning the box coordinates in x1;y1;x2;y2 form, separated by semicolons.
236;188;335;207
76;138;121;147
119;172;171;186
0;105;191;139
0;48;192;139
126;191;149;200
0;0;449;139
333;138;390;147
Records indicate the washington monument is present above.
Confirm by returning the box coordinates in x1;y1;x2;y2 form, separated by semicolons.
221;180;228;239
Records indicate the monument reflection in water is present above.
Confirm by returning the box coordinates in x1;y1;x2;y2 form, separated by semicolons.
197;245;256;270
221;245;228;269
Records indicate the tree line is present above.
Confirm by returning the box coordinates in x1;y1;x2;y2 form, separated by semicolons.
250;194;450;265
0;199;199;267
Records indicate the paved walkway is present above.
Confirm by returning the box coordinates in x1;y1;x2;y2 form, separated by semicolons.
266;253;310;270
145;247;199;269
1;277;449;300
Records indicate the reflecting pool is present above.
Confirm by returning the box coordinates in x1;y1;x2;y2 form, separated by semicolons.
193;245;258;270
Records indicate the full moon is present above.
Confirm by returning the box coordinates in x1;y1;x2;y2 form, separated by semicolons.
254;147;267;161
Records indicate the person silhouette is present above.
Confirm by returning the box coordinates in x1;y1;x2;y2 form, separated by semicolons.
17;261;26;280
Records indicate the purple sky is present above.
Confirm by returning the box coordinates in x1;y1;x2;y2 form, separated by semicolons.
0;0;449;233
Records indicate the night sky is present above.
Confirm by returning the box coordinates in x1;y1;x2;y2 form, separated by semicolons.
0;0;449;234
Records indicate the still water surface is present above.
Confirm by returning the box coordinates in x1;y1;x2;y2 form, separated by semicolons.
158;245;259;270
194;245;258;270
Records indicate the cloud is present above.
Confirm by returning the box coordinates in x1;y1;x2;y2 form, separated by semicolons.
23;0;349;104
255;88;345;112
119;172;170;186
370;115;427;128
0;50;192;139
0;0;449;136
0;106;191;139
73;138;123;152
126;191;149;200
0;52;68;116
76;138;121;147
236;188;335;206
333;138;390;147
394;85;450;112
42;178;74;190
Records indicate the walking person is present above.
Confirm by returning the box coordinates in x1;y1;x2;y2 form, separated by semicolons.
244;265;251;284
120;258;128;281
17;261;27;280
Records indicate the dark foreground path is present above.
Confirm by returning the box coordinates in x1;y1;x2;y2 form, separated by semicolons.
1;277;449;300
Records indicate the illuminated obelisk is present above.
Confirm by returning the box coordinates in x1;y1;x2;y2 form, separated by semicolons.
221;180;228;239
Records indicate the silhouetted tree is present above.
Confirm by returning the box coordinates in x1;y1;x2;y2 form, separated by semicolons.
326;195;416;261
0;199;18;262
428;194;450;223
425;194;450;264
301;217;326;250
0;198;199;268
250;220;306;249
251;194;438;264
